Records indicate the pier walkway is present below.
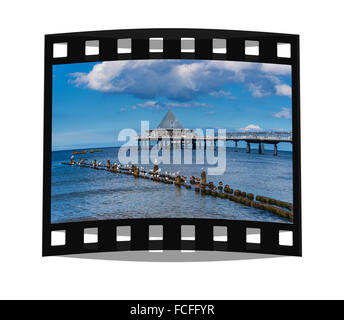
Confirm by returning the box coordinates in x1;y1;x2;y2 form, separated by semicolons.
137;131;292;156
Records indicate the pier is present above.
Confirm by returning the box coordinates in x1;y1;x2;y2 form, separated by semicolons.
136;110;292;156
137;132;292;156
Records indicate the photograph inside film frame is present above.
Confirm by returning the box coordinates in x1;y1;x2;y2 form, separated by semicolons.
51;58;294;225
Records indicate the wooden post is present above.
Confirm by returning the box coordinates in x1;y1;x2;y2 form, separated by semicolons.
153;164;159;174
134;167;139;177
201;170;206;186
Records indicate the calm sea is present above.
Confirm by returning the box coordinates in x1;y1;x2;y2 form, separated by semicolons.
51;147;293;224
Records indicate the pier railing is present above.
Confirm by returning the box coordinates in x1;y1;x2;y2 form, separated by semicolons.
137;131;292;141
135;131;292;155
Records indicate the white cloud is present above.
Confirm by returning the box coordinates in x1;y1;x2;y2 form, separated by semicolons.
240;124;263;131
166;102;212;109
69;61;129;92
208;60;255;73
173;62;205;90
275;84;292;98
209;90;233;98
126;100;162;110
273;107;292;119
260;64;291;75
68;60;291;101
125;100;213;111
248;83;269;98
137;101;160;109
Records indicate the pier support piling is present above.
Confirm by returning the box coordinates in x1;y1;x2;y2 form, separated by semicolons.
235;141;238;152
246;142;251;153
274;144;278;156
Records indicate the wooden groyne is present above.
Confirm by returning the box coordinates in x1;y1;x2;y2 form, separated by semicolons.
61;158;293;222
72;150;88;155
71;149;103;155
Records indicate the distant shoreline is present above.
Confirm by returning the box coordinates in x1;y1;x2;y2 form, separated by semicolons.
52;146;293;153
52;146;115;152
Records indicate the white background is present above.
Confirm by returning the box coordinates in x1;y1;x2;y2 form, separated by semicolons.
1;0;343;300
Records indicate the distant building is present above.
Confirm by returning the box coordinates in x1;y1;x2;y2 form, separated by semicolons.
147;109;195;138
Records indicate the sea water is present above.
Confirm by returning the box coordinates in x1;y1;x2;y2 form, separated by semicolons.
51;147;293;224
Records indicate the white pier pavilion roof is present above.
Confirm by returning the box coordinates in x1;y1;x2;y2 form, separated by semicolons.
157;110;184;130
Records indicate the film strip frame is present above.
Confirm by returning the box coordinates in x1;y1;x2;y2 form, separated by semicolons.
43;29;301;257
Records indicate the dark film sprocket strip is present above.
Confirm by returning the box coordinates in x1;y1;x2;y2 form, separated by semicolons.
43;28;301;257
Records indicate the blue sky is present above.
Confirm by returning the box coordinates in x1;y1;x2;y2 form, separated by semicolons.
52;60;292;151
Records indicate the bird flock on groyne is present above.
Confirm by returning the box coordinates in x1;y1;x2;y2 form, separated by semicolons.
62;158;293;222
